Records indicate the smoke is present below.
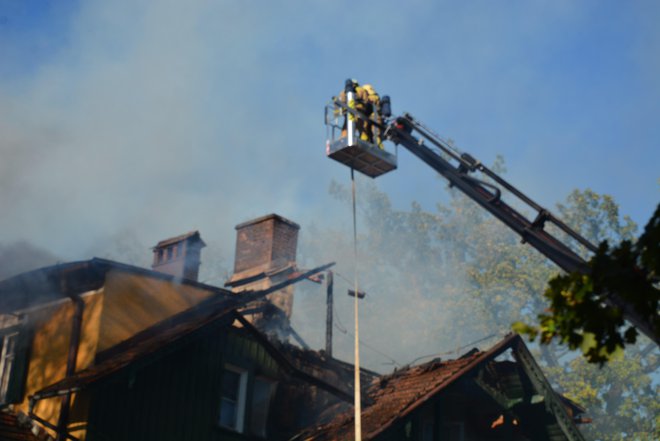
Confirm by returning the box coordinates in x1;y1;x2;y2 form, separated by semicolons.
0;241;60;280
2;1;659;370
291;178;515;372
0;1;347;259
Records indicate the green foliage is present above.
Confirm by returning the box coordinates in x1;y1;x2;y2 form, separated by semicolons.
556;189;637;250
638;204;660;280
518;204;660;363
546;350;660;441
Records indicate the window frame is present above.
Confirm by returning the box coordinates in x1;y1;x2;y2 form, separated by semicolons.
218;364;248;433
441;421;465;441
0;330;19;402
249;376;276;438
0;318;30;406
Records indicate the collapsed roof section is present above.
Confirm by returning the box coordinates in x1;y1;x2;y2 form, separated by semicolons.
298;334;587;441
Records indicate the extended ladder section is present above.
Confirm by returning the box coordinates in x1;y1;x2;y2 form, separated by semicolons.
386;113;593;273
383;113;658;344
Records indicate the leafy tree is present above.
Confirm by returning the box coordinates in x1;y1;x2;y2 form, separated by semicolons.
546;349;659;441
515;200;659;363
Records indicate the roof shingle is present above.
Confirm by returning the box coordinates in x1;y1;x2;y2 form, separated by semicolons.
300;334;518;441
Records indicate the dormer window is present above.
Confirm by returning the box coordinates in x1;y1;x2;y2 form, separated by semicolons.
219;366;247;432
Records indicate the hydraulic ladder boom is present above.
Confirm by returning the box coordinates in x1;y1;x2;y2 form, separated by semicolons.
382;113;658;345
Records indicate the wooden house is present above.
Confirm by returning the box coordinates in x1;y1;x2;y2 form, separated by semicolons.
0;214;589;441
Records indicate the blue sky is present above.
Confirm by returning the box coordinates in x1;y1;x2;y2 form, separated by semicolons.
1;0;659;260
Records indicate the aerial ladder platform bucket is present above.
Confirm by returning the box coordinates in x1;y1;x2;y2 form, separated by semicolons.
325;87;397;179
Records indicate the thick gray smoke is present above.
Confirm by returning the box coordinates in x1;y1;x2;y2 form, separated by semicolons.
2;1;659;374
0;1;353;261
0;241;60;280
3;1;658;265
291;178;516;372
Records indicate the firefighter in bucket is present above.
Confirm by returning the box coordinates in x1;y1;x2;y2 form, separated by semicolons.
326;79;397;178
336;79;384;149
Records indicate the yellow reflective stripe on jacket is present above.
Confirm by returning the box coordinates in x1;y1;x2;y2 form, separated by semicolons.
348;98;356;121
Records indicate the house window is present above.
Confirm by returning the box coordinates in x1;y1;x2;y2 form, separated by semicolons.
0;331;18;401
219;366;247;432
0;321;29;405
421;418;434;441
442;422;464;441
249;377;275;437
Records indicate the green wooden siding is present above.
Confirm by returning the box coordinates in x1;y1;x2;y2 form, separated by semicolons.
86;322;281;441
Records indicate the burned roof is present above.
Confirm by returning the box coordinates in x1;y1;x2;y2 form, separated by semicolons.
33;290;238;398
299;334;586;441
299;338;505;441
225;261;297;288
272;340;380;402
0;257;231;314
33;263;342;401
0;260;105;314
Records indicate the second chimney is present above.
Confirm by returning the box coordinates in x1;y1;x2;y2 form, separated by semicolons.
151;231;206;282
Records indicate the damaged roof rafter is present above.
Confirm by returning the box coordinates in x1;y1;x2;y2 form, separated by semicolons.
234;313;355;404
227;263;327;289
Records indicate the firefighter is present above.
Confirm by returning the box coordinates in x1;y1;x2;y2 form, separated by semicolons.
336;79;371;142
362;84;384;149
354;83;372;142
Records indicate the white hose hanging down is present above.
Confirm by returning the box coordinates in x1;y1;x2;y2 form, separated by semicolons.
345;86;362;441
351;167;362;441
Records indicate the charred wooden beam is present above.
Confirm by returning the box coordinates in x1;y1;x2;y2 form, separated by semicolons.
326;271;334;357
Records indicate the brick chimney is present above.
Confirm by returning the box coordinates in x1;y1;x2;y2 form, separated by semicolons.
151;231;206;281
226;214;300;330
